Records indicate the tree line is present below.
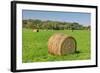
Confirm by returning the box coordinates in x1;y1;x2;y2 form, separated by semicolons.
22;19;90;30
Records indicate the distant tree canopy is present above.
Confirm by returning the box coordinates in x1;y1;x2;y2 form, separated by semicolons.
22;19;90;30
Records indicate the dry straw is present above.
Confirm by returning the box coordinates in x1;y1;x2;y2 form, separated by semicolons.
48;33;77;55
33;29;39;32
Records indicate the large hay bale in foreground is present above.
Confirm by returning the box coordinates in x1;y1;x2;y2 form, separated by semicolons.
48;33;76;55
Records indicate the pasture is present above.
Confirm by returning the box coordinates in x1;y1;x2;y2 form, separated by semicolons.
22;28;90;63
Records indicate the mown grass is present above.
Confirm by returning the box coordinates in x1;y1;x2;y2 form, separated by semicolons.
22;28;91;63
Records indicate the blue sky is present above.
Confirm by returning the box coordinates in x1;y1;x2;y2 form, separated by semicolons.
22;10;91;26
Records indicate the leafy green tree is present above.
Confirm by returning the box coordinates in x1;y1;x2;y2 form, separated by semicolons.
22;19;87;30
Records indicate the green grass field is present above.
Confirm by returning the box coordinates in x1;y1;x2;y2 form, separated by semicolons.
22;28;91;63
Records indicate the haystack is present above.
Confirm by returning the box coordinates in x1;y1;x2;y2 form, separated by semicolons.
48;33;76;55
33;29;39;32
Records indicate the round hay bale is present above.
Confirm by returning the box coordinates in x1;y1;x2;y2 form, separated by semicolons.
33;29;39;32
48;33;77;55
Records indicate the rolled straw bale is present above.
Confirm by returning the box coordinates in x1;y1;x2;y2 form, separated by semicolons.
33;29;39;32
48;33;76;55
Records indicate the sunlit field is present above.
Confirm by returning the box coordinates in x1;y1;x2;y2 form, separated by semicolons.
22;28;90;63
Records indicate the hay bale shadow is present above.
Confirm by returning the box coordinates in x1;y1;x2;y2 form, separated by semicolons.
75;50;80;54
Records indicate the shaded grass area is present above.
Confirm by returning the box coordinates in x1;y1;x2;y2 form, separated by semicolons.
22;29;90;63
